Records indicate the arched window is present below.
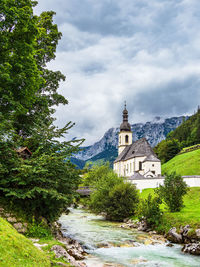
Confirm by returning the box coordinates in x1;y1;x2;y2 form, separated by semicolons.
119;136;121;144
125;135;129;143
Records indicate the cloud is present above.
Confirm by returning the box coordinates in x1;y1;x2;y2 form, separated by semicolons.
34;0;200;145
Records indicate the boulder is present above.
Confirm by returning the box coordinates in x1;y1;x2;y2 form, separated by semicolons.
7;217;17;223
196;229;200;240
137;220;148;232
51;245;81;267
167;227;183;244
67;247;85;260
180;225;191;243
13;222;23;230
182;243;200;255
51;245;69;258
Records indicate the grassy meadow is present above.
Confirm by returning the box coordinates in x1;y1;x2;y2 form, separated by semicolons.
162;148;200;176
140;187;200;233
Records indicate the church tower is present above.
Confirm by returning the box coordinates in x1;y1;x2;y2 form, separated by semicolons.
118;102;132;155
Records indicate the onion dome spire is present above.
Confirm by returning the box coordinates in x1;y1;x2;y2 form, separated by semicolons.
120;101;131;131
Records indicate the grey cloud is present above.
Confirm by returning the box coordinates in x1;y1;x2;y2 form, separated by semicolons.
35;0;200;145
132;76;200;117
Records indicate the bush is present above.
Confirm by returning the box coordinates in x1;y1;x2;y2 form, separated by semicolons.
156;172;188;212
89;165;139;221
137;194;163;228
106;182;139;221
26;217;52;238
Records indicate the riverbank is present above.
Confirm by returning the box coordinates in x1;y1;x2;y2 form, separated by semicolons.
0;203;87;267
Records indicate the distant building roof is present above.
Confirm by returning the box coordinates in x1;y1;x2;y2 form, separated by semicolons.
114;138;160;163
16;147;32;159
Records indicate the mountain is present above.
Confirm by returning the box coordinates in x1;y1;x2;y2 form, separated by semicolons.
73;116;187;168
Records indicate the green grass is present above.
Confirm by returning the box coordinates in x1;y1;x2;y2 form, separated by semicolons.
0;217;73;267
162;148;200;175
140;187;200;233
0;217;50;267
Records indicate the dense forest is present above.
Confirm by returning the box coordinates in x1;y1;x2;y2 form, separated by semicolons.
154;107;200;163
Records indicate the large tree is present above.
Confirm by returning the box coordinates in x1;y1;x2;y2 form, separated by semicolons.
0;0;83;222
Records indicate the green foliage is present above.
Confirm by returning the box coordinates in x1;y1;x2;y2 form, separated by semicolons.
26;217;52;239
154;139;180;164
82;162;111;186
0;0;83;223
0;217;51;266
162;147;200;175
88;165;139;221
139;187;200;233
137;194;163;228
155;109;200;163
156;172;188;212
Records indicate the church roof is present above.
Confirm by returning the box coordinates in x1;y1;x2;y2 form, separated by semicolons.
114;137;160;163
128;172;145;180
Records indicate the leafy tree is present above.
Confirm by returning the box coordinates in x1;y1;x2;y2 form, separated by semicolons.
154;139;180;163
156;172;188;212
0;0;43;121
137;194;163;228
0;0;83;222
89;165;139;221
82;162;111;186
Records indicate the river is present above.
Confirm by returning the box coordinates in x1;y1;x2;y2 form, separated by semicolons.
59;208;200;267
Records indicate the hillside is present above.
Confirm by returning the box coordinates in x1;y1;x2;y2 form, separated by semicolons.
155;108;200;163
73;116;186;168
0;217;50;267
162;148;200;175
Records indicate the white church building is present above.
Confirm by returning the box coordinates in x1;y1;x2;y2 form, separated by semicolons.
113;104;200;190
113;104;161;179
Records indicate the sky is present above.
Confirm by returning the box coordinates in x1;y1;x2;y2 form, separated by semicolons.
35;0;200;146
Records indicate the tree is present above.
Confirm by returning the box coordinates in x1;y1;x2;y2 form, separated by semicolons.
154;139;180;163
88;165;139;221
0;0;83;222
137;194;163;228
156;172;188;212
82;162;111;186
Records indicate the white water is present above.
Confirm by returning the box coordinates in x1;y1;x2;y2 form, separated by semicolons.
59;208;200;267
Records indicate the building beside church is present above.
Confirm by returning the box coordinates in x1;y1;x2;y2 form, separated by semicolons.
113;104;161;178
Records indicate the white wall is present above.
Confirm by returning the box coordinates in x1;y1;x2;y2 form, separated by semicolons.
128;176;200;190
143;161;161;176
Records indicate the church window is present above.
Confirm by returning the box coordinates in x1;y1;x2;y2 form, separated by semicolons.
152;171;155;175
127;164;129;172
119;136;121;144
152;164;154;167
139;161;142;170
125;135;129;143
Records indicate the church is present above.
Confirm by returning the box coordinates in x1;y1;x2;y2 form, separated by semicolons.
113;104;161;179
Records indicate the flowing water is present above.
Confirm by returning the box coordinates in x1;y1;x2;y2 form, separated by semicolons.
59;208;200;267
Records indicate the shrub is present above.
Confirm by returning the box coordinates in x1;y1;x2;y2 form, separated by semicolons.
106;182;139;221
89;166;139;221
26;217;52;238
156;172;188;212
137;194;163;228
